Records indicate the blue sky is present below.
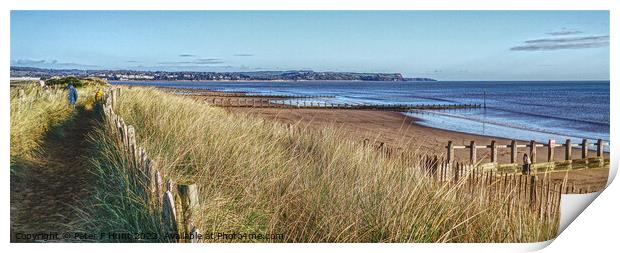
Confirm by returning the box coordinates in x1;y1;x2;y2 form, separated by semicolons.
11;11;609;80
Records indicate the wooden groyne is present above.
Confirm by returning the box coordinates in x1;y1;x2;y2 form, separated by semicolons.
199;93;336;99
205;97;481;111
164;87;336;99
360;135;608;177
445;138;608;171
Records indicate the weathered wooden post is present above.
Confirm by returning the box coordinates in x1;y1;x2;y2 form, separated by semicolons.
122;122;129;150
547;139;555;162
155;170;162;193
581;139;588;159
190;227;201;243
565;139;572;161
111;89;117;109
490;140;497;163
556;182;563;215
545;181;552;219
446;141;454;164
596;139;604;167
127;125;137;165
117;118;125;146
510;140;517;164
529;176;537;208
596;139;603;157
469;141;476;164
177;183;200;242
144;158;162;205
138;147;146;169
453;162;459;183
538;180;546;219
162;184;178;241
142;153;152;178
529;140;537;164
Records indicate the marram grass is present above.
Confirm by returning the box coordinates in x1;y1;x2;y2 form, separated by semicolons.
10;85;72;162
80;87;558;243
10;84;100;171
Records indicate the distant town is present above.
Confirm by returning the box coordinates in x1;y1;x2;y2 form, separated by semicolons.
10;66;437;82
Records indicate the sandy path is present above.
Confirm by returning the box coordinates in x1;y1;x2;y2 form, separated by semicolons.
10;106;96;242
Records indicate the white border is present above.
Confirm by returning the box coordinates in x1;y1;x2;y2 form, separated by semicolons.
2;1;617;252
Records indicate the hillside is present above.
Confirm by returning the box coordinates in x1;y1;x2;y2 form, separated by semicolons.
10;66;437;82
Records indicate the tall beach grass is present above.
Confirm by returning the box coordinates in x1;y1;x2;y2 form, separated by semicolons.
81;87;558;243
10;84;102;167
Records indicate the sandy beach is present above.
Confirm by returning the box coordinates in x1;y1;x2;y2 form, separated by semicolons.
227;107;607;161
156;87;609;192
229;107;609;190
156;87;610;161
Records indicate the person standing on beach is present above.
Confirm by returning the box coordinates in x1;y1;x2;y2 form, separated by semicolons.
522;153;531;175
67;83;78;108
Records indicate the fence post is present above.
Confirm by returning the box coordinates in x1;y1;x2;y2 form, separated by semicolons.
510;140;517;164
529;140;537;164
581;139;588;159
547;139;555;162
490;140;497;163
538;180;546;219
117;119;125;147
529;176;537;208
470;141;476;164
124;123;130;150
447;141;454;164
565;139;572;161
190;227;201;243
162;186;178;241
155;170;162;194
555;182;564;214
111;89;117;109
177;183;200;242
544;180;550;218
127;125;137;165
453;162;459;183
145;159;162;205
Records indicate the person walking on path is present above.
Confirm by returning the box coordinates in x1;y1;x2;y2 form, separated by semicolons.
522;153;532;175
95;88;103;102
67;83;78;108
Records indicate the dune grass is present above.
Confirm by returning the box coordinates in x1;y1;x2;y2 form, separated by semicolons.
10;84;102;168
81;87;558;243
10;84;71;162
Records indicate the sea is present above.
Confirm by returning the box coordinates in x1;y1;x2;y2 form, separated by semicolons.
112;80;610;150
